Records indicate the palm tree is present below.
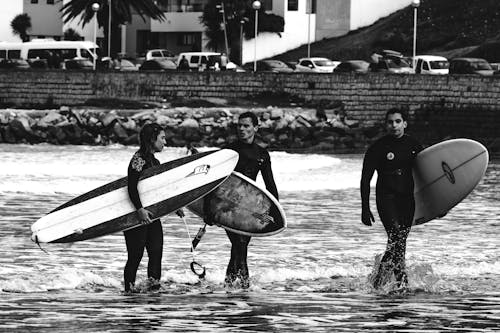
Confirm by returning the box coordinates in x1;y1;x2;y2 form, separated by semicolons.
61;0;167;57
11;13;32;42
64;28;83;41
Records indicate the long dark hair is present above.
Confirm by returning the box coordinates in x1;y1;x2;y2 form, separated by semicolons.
139;123;164;155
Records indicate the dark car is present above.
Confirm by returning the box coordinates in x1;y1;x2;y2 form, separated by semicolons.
139;59;177;71
369;57;414;74
65;58;94;70
334;60;370;73
449;57;494;76
0;58;31;70
243;60;294;73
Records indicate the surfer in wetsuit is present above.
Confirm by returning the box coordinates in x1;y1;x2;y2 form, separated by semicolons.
360;108;423;288
222;112;279;288
124;123;167;292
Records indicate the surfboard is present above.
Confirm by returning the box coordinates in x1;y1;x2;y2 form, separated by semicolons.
31;149;239;243
187;171;287;237
413;139;489;225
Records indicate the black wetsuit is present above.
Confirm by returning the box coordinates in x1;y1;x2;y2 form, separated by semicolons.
361;134;423;285
224;140;278;287
124;150;163;291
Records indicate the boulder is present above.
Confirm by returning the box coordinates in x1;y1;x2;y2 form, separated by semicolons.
270;108;284;119
40;111;65;125
113;122;129;141
121;118;137;131
100;111;119;127
179;118;199;128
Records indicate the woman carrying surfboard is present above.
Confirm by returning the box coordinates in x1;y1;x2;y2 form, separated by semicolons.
124;123;167;292
360;108;423;289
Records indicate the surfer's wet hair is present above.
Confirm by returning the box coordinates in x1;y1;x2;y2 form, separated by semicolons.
385;108;408;122
239;112;258;126
139;123;164;154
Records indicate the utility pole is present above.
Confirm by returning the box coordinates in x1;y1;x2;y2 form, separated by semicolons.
216;2;229;57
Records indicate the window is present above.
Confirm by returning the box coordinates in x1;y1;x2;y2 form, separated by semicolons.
261;0;273;11
288;0;298;11
310;0;317;14
31;0;38;3
47;0;54;4
178;33;197;46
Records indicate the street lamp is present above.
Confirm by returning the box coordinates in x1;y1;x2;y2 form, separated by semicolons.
412;0;420;70
92;2;100;70
307;0;311;58
240;17;249;65
216;2;229;57
108;0;111;59
252;1;261;72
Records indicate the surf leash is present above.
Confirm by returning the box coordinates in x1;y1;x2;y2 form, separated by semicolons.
33;235;50;255
180;215;206;279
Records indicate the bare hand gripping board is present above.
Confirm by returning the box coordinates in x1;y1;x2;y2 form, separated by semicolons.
31;149;239;243
188;171;287;237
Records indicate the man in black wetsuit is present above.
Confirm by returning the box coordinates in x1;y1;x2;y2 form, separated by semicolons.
360;108;423;288
125;123;166;292
224;112;279;288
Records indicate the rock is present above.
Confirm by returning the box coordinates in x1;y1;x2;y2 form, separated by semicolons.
100;111;119;127
113;122;129;141
121;118;137;131
1;126;17;143
270;108;284;119
47;125;67;143
62;123;83;144
179;118;199;128
0;113;10;125
59;106;71;115
274;118;289;131
40;111;65;125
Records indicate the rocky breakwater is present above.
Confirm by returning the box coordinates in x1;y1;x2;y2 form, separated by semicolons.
0;106;382;152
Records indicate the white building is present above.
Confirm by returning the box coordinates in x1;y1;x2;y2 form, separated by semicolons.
1;0;414;62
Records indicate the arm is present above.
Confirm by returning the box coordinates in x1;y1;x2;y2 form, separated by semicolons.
261;154;279;200
127;154;152;223
360;148;376;226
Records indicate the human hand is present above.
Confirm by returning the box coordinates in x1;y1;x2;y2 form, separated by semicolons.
361;208;375;226
176;209;185;218
137;208;153;225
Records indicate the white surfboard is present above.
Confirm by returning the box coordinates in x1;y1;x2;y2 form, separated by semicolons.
31;149;239;243
413;139;489;225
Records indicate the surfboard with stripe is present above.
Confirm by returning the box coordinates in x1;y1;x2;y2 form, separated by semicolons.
31;149;239;243
413;139;489;225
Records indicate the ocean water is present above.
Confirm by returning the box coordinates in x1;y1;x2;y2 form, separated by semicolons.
0;144;498;332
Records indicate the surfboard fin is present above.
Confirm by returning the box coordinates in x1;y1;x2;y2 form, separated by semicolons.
33;235;50;255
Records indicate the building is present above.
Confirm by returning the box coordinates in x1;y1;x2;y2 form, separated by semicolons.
1;0;414;62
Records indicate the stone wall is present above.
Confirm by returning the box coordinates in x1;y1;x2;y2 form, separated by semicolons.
0;70;499;152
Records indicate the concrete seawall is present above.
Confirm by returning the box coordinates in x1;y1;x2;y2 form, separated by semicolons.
0;70;499;153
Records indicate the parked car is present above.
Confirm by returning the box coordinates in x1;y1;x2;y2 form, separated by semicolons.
369;57;414;74
413;55;449;75
334;60;370;73
98;57;139;71
296;57;339;73
449;57;494;76
0;58;30;70
64;58;94;70
243;60;294;73
139;59;177;71
176;52;221;71
146;49;176;61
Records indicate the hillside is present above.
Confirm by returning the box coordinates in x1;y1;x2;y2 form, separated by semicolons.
275;0;500;62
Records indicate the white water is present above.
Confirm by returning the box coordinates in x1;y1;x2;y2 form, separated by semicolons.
0;144;499;332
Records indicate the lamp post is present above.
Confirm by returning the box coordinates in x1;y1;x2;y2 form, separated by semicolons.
412;0;420;69
92;2;100;70
240;18;248;65
216;2;229;57
252;1;261;72
307;0;311;58
108;0;111;58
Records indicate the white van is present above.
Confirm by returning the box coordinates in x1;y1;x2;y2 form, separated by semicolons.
177;52;221;71
0;39;98;63
413;55;449;75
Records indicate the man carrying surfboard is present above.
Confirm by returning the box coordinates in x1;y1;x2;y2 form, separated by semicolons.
124;123;169;292
360;108;423;289
222;112;279;288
